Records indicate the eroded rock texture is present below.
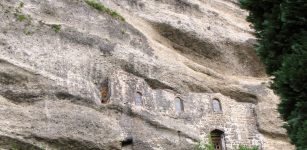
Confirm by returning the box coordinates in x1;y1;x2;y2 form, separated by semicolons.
0;0;295;149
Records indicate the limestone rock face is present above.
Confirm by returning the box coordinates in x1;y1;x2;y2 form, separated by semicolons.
0;0;294;149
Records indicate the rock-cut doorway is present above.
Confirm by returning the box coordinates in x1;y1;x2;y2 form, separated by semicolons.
211;129;226;150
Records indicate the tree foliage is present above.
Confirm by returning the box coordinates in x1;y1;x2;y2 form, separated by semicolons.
239;0;307;149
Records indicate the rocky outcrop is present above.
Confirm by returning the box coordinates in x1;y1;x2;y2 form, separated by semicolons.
0;0;294;149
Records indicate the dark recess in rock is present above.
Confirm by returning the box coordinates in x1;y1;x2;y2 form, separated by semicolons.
121;136;133;147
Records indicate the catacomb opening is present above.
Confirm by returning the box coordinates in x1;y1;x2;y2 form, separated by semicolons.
135;92;143;106
210;129;226;150
212;99;222;112
175;97;184;113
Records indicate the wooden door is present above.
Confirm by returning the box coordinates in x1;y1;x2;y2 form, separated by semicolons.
212;136;222;150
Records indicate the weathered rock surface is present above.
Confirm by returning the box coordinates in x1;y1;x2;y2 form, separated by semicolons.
0;0;294;149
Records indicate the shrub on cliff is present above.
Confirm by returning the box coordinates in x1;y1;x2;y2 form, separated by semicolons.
194;136;214;150
238;145;259;150
84;0;125;21
239;0;307;149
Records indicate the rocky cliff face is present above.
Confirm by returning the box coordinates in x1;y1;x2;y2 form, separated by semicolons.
0;0;295;149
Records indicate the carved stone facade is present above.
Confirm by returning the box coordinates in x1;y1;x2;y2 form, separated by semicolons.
108;70;263;149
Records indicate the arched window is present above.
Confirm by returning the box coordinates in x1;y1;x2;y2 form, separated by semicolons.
135;92;143;106
210;129;226;150
212;99;222;112
175;97;184;112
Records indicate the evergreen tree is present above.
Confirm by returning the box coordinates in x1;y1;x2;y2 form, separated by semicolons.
239;0;307;149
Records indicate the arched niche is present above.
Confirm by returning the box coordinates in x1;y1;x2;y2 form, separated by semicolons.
212;99;222;112
135;92;143;106
175;97;184;113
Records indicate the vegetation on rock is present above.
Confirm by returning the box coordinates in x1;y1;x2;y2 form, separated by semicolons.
239;0;307;149
194;135;214;150
14;1;33;35
84;0;125;21
15;2;27;22
238;145;259;150
16;14;27;22
194;142;214;150
51;24;61;33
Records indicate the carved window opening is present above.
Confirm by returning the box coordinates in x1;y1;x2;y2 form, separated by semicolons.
135;92;143;106
175;97;184;113
100;79;110;104
212;99;222;112
210;129;226;150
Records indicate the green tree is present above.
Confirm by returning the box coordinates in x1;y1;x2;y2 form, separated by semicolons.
239;0;307;149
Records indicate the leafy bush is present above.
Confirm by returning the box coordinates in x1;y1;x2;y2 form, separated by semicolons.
194;142;215;150
84;0;125;21
194;136;214;150
194;142;206;150
238;145;259;150
239;0;307;149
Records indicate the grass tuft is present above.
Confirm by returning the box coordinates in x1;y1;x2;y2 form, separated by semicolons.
16;14;27;21
51;24;61;33
84;0;125;21
238;145;259;150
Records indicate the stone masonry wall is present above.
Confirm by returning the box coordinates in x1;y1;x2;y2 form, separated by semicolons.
108;70;263;149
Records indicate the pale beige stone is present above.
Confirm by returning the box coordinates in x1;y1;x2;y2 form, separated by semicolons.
0;0;294;149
